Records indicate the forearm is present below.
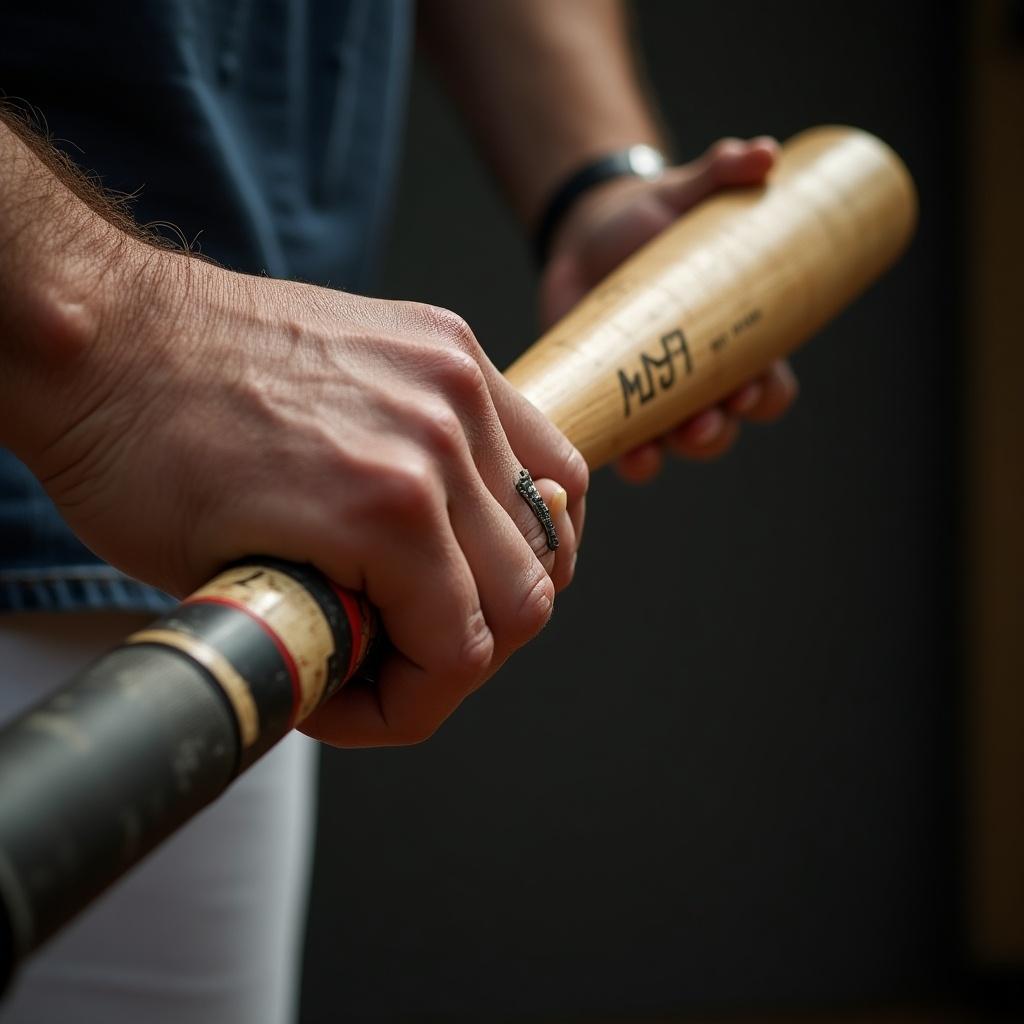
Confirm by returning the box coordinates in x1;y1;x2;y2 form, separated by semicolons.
418;0;666;227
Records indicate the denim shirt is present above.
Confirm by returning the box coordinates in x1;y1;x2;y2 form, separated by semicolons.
0;0;412;613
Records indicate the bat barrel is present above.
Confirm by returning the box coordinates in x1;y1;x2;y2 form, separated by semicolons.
0;559;373;988
505;126;917;467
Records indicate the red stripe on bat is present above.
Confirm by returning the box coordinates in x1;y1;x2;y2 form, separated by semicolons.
328;584;370;683
181;595;302;720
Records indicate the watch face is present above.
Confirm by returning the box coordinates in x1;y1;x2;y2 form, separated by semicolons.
627;144;666;180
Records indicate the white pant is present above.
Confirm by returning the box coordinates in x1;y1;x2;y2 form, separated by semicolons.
0;613;318;1024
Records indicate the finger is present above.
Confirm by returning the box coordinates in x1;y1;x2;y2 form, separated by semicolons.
305;478;574;746
386;377;568;638
303;651;466;749
616;442;664;483
408;383;566;629
725;379;763;417
464;450;572;583
485;372;589;561
447;467;556;661
461;477;574;698
458;475;575;682
666;407;741;461
740;360;799;422
702;135;779;186
534;477;577;592
464;477;577;700
400;310;588;578
444;390;579;591
301;495;491;747
658;136;779;215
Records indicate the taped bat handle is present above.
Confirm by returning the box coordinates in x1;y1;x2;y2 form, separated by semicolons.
0;558;374;989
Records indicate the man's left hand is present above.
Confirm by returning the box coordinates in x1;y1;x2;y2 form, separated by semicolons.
539;135;799;483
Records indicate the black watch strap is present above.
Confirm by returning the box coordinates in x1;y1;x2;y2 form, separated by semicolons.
533;144;667;265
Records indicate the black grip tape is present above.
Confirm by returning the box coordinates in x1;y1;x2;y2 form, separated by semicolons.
155;600;294;767
0;559;368;992
0;644;238;976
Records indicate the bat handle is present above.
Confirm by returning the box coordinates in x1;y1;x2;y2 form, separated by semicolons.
135;558;380;754
0;558;374;985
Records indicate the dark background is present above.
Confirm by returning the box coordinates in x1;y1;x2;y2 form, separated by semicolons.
302;2;961;1020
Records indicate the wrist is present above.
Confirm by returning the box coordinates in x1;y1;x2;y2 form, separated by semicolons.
3;228;181;471
533;144;667;265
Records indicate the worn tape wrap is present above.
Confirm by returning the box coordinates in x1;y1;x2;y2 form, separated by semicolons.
0;559;375;983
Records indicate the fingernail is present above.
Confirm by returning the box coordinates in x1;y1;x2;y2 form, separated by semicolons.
549;486;568;516
693;410;722;446
778;360;799;396
734;384;761;415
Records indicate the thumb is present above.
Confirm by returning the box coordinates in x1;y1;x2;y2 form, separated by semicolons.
658;136;779;214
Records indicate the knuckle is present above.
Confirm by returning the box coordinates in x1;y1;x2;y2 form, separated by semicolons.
456;609;495;679
710;136;742;158
431;348;488;406
427;305;479;352
699;426;739;461
414;400;466;459
371;456;438;521
419;608;494;690
516;573;555;640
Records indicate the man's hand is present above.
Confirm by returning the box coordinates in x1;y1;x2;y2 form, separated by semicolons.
0;112;588;749
9;239;586;748
539;136;799;483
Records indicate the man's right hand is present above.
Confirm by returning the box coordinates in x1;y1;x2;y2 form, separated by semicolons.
11;240;588;747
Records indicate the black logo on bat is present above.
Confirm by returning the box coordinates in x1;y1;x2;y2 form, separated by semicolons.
617;328;692;417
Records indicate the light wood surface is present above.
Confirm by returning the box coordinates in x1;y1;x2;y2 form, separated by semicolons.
505;126;916;469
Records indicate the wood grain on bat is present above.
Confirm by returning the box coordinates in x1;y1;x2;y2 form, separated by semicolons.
505;126;917;469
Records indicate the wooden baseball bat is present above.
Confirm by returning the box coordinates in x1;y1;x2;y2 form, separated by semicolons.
0;126;916;986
